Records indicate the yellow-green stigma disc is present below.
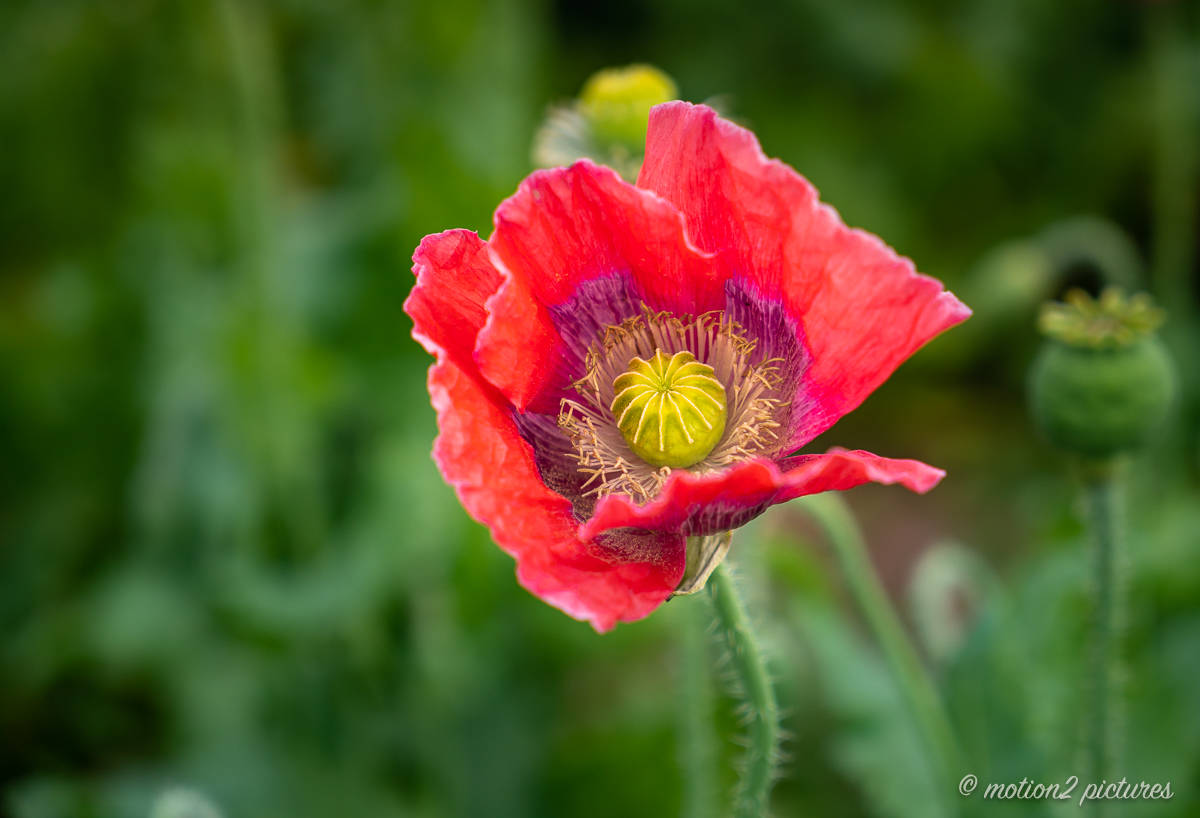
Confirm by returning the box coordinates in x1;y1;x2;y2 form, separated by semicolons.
611;350;727;469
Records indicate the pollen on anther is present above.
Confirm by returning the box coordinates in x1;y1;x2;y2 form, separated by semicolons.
557;307;787;500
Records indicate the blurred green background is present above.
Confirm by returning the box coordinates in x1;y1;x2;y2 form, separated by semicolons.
3;0;1200;816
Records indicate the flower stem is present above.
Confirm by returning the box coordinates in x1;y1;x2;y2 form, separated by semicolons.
677;595;721;818
1082;466;1122;817
707;562;779;818
1149;4;1198;321
796;493;964;789
1147;2;1200;482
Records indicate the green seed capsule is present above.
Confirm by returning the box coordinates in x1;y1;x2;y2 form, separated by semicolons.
1027;288;1177;458
612;350;727;469
1029;337;1175;457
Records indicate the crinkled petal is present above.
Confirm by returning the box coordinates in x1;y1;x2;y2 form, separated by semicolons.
428;358;685;632
580;449;945;540
639;102;971;447
474;257;563;412
478;159;726;413
407;229;503;385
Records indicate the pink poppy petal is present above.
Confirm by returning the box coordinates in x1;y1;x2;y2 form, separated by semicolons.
639;102;971;447
407;229;504;385
580;448;945;540
429;358;686;632
478;159;727;413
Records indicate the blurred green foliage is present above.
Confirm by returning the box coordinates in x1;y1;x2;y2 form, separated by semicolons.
2;0;1200;816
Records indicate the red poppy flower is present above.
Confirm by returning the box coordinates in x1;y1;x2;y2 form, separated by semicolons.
407;102;970;632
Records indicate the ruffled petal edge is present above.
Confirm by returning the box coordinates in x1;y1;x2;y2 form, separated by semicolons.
428;358;685;632
579;448;946;540
639;102;971;448
407;229;503;384
478;160;726;413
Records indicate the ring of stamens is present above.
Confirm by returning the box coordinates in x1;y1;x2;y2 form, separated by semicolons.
558;306;787;503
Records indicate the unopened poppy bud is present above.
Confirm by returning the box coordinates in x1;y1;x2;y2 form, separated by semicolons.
580;65;678;150
612;350;726;469
1028;288;1176;458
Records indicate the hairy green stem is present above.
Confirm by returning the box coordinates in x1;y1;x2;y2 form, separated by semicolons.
1083;470;1122;817
1147;3;1200;482
1149;5;1198;319
677;596;721;818
797;493;963;790
708;563;779;818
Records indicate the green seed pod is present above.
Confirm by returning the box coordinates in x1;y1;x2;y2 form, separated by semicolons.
612;350;726;469
1028;288;1176;458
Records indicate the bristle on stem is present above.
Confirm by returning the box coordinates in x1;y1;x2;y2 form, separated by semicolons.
707;562;781;817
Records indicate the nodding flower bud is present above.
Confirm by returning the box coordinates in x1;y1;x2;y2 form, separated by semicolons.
532;64;678;183
579;65;678;151
612;350;727;469
1028;287;1176;458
